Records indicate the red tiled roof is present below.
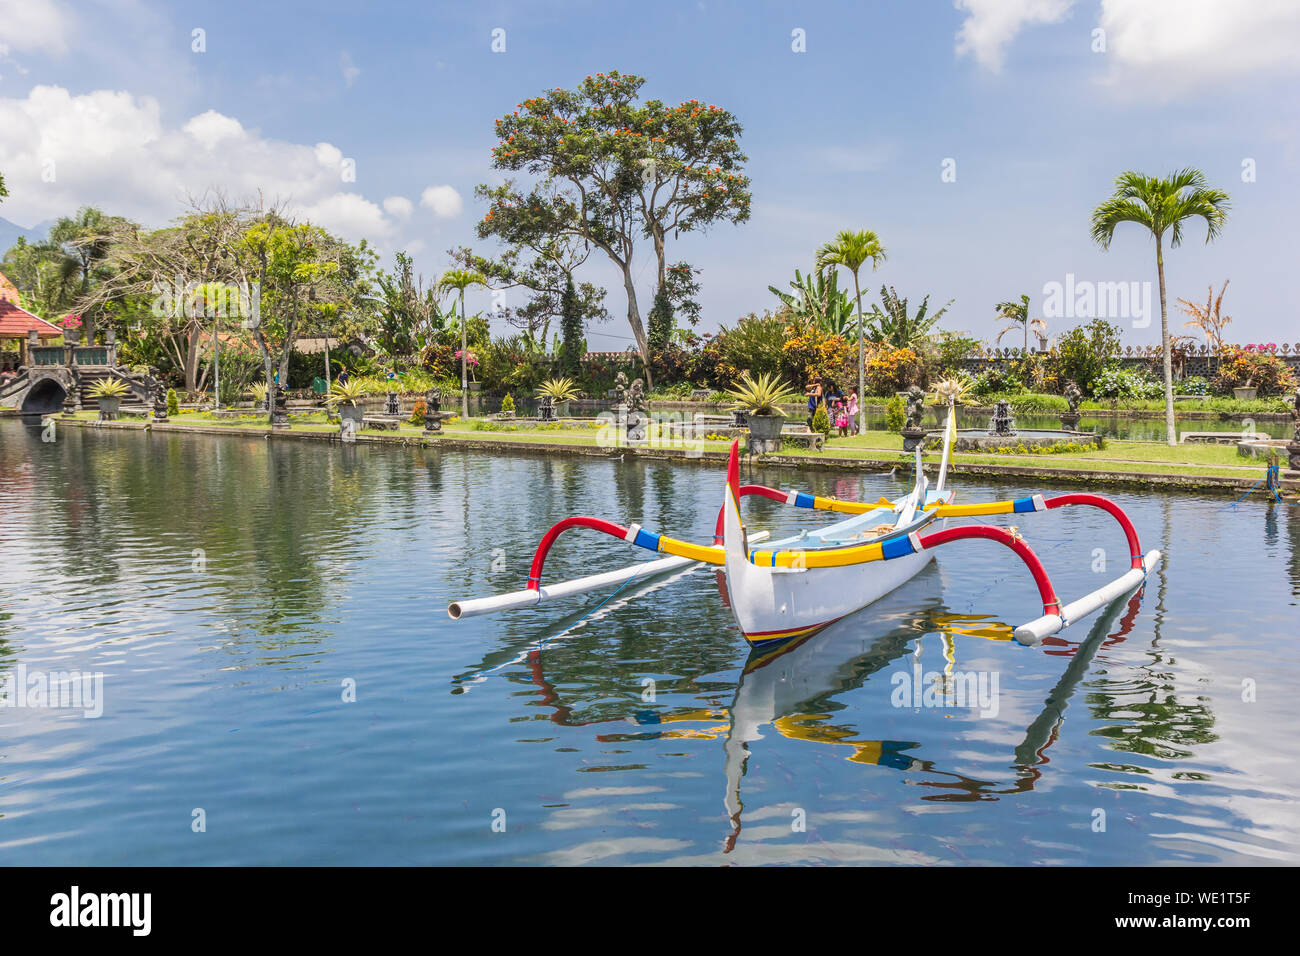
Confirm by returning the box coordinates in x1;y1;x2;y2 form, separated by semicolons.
0;300;63;339
0;272;20;305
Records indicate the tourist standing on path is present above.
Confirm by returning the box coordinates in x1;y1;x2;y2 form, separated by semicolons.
847;389;859;435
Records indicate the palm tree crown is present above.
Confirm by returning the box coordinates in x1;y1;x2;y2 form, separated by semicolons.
1090;168;1229;250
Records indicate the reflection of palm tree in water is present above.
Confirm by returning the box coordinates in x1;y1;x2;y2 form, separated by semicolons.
1081;495;1219;761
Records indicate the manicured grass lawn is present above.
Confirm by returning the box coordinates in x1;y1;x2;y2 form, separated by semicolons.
80;412;1270;481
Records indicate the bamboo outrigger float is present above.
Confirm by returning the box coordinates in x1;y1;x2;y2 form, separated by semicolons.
450;404;1162;648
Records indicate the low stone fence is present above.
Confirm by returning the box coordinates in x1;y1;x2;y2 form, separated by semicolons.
958;345;1300;381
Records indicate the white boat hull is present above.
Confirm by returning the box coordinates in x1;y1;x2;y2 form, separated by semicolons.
724;547;936;646
720;469;945;646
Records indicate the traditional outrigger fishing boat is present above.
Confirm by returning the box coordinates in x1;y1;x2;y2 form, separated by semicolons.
450;403;1162;648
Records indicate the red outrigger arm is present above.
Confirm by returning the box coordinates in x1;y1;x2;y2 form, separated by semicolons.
1041;494;1145;570
915;525;1061;617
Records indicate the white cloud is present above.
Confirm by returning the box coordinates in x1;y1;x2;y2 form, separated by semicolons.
420;184;463;218
0;0;72;57
954;0;1076;72
340;50;360;88
183;110;246;149
0;85;408;244
1098;0;1300;92
382;196;413;219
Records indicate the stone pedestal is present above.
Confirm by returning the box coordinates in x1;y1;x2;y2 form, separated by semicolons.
539;396;555;422
1060;412;1081;430
423;389;442;436
385;391;399;416
901;426;927;452
626;409;649;443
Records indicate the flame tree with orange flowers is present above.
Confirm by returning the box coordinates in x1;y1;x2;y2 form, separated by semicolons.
477;71;751;386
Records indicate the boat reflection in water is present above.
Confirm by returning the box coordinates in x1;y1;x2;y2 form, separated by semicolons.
454;556;1144;855
716;565;1142;850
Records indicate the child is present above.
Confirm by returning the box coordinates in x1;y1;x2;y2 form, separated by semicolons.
835;399;849;437
847;389;860;435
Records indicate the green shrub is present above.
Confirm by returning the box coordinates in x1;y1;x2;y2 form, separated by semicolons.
1177;376;1211;396
811;401;832;437
884;395;905;432
1212;346;1298;396
1055;318;1122;395
970;365;1020;396
166;388;179;416
982;391;1067;413
500;393;515;413
1093;365;1162;401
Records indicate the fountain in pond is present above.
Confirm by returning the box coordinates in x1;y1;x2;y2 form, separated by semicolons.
987;399;1017;437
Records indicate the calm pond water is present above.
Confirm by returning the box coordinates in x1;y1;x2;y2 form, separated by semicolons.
1;418;1297;865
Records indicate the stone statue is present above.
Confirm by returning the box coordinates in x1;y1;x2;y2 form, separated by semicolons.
904;385;925;430
271;382;289;429
1061;380;1082;430
151;377;168;422
614;371;628;407
423;387;441;434
900;385;928;452
1065;381;1082;414
628;378;647;413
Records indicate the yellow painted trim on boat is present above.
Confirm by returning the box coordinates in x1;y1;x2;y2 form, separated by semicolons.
748;540;888;569
925;500;1016;517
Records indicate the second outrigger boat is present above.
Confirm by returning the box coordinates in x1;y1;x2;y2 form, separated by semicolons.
451;401;1162;648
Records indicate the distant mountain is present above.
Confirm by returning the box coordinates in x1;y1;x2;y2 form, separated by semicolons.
0;217;54;257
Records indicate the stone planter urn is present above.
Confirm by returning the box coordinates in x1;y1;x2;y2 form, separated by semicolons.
1234;387;1258;400
97;397;120;421
746;412;785;454
338;403;364;425
555;400;571;418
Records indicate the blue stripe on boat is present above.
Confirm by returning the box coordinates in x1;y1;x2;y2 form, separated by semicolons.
794;492;815;509
1013;496;1035;513
881;535;915;560
633;528;661;551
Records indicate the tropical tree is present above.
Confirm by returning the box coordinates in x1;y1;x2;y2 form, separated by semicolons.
438;268;487;416
478;71;751;382
79;199;247;393
1178;279;1233;366
449;237;607;346
559;274;585;374
994;294;1047;351
816;229;886;433
236;215;342;422
768;267;856;335
1091;168;1230;445
0;171;7;202
863;285;951;350
46;207;135;341
647;283;673;351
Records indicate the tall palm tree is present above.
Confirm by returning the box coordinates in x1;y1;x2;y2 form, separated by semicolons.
1091;169;1229;446
816;229;886;433
438;269;487;417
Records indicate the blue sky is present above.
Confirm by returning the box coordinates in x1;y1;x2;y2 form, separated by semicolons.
2;0;1298;348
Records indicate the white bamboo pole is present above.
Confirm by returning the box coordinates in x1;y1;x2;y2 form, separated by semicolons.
1013;550;1161;645
449;530;769;619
